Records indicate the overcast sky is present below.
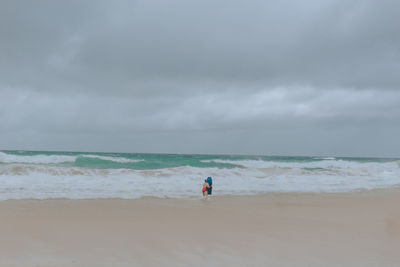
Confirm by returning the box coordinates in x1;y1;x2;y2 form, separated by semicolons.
1;0;399;157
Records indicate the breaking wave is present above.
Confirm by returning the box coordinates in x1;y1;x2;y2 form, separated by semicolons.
0;150;399;199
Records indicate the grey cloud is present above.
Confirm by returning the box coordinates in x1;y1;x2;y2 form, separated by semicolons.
0;0;399;156
1;0;400;92
2;85;399;133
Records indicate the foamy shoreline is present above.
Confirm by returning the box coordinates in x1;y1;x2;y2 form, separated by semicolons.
1;189;399;266
2;151;399;200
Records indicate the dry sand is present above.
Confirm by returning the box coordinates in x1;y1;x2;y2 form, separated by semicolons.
1;190;400;267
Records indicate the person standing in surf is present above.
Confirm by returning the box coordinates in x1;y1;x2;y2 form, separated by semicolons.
202;179;210;198
206;176;212;196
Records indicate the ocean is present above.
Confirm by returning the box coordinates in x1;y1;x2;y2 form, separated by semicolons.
0;150;399;200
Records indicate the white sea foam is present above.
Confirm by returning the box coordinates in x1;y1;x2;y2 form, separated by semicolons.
0;152;76;164
202;158;399;170
0;161;399;200
81;155;143;163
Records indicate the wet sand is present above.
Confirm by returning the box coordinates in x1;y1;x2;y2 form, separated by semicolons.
1;190;399;266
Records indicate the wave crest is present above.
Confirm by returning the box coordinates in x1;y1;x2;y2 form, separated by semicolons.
0;152;143;165
0;152;76;164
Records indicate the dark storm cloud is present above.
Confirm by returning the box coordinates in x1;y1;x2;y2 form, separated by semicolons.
1;0;400;156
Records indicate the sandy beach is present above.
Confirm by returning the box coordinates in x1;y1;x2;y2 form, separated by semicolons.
1;190;399;267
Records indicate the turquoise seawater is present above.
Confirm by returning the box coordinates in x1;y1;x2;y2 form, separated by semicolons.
0;150;396;170
0;150;399;200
